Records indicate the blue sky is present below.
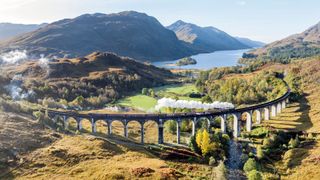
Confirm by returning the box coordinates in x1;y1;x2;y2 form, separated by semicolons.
0;0;319;43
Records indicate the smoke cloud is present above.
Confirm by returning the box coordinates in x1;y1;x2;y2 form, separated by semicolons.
0;50;28;64
155;98;234;111
5;74;35;100
38;54;50;75
1;50;51;100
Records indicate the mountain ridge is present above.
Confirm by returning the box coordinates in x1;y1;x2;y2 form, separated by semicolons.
0;23;46;41
0;11;197;62
167;20;250;52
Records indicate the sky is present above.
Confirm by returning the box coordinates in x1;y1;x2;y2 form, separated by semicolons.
0;0;319;43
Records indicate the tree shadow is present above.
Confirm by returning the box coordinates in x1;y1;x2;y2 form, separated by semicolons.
295;94;313;131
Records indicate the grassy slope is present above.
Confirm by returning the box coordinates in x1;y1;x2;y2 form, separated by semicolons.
276;58;320;179
240;58;320;179
9;135;214;180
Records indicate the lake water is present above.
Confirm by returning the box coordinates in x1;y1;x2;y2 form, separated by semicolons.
153;49;251;70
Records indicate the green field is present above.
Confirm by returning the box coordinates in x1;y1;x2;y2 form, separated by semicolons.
115;84;201;112
116;95;157;112
154;84;199;95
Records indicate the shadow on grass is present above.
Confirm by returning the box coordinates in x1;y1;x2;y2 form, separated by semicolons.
263;95;312;132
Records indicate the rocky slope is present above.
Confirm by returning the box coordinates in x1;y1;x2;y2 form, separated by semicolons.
0;11;196;62
167;20;249;52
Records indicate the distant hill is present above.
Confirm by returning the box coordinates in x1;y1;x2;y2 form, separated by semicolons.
0;23;45;41
234;37;265;48
167;20;249;53
0;11;197;62
242;21;320;62
2;52;176;105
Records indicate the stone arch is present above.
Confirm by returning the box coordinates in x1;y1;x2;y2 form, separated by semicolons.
264;107;270;120
241;111;252;132
271;105;277;117
178;118;194;144
194;117;210;132
50;115;64;128
95;119;108;135
143;119;159;144
227;114;240;138
277;103;282;113
252;109;262;124
282;100;286;109
217;115;227;134
163;119;179;144
126;120;144;143
78;118;92;132
65;117;78;131
109;119;126;137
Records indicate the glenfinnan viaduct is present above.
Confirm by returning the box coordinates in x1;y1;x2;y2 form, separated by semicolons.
45;89;290;144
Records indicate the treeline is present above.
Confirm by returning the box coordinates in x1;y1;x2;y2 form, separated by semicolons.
196;70;287;106
242;44;320;64
18;72;168;110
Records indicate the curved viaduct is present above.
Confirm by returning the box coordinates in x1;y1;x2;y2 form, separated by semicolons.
45;89;290;144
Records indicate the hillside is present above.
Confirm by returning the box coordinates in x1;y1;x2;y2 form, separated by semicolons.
0;106;58;176
234;37;265;48
167;20;249;52
0;11;196;62
1;52;177;107
0;23;45;41
242;21;320;62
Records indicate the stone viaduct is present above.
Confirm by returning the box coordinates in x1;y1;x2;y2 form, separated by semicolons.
46;89;290;144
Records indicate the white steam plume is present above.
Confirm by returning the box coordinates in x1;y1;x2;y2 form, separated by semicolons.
0;50;28;64
155;98;235;111
5;74;35;100
1;50;51;100
38;54;50;75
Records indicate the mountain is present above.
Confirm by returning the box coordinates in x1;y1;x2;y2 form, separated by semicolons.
0;11;197;62
234;37;265;48
242;21;320;62
0;23;45;41
2;52;176;104
167;20;249;53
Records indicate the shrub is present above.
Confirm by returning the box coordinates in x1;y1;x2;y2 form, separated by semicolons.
247;170;263;180
256;145;264;160
221;134;230;143
164;120;176;134
262;137;274;149
141;88;148;95
209;156;216;166
249;127;269;138
240;154;249;165
288;136;300;148
181;120;192;132
189;135;201;154
243;158;260;173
